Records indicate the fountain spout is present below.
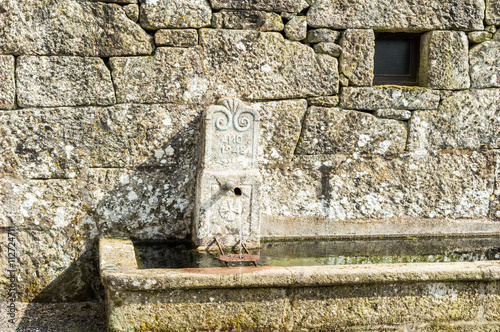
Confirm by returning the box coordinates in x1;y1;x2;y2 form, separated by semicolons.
193;98;261;250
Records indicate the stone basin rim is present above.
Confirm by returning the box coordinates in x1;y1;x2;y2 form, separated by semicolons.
99;238;500;292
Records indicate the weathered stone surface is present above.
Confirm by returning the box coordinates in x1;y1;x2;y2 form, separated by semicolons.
262;152;493;220
404;151;494;219
339;29;374;87
16;56;115;108
296;107;407;156
85;168;195;239
200;29;339;100
491;152;500;221
154;29;199;47
486;0;500;25
89;0;137;3
307;0;485;31
407;89;500;152
487;25;497;34
111;47;208;104
306;29;340;43
307;96;339;107
139;0;212;29
419;31;470;90
123;4;140;22
314;42;342;57
210;0;310;12
0;55;15;110
284;16;307;41
340;87;440;110
0;177;87;230
0;104;201;178
374;109;411;120
470;41;500;88
0;0;153;56
255;99;307;163
212;10;284;31
0;228;99;302
468;31;493;43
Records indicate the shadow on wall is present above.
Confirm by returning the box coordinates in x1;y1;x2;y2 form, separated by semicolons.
5;106;203;311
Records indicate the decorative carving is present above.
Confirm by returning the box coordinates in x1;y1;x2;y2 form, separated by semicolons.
213;98;256;132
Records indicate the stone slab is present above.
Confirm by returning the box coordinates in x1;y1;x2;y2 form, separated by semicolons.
296;107;407;156
0;228;99;302
470;41;500;88
284;16;307;41
139;0;212;29
111;47;208;104
314;42;342;57
340;87;440;110
419;31;470;90
306;29;340;44
0;55;15;110
212;10;284;31
16;56;115;108
262;151;494;221
307;96;339;107
486;0;500;25
209;0;310;12
0;0;153;56
123;4;140;22
339;29;374;87
0;104;201;179
154;29;199;47
374;109;411;120
200;29;339;100
407;89;500;152
85;168;195;240
255;99;307;163
468;31;493;43
307;0;485;31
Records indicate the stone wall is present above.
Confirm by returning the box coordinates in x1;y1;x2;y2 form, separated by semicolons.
0;0;499;302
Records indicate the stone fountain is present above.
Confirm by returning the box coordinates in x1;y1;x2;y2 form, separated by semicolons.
193;97;262;250
99;98;500;332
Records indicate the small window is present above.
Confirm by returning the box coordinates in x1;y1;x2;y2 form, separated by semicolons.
373;33;421;86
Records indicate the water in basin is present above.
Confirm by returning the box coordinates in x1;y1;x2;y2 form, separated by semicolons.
135;236;500;269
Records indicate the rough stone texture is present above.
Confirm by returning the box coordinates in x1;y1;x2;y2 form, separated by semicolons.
209;0;310;12
305;29;340;44
468;31;493;43
470;41;500;88
212;10;284;31
374;109;412;120
487;25;497;34
200;29;339;100
154;29;199;47
486;0;500;25
111;47;208;104
307;96;339;107
284;16;307;41
139;0;212;29
123;4;140;23
296;107;407;156
340;87;440;110
85;168;195;240
307;0;485;31
255;99;307;163
419;31;470;90
0;104;201;179
407;89;500;152
88;0;137;3
262;152;493;220
0;0;153;56
0;55;15;110
16;56;115;108
339;29;374;87
313;42;342;57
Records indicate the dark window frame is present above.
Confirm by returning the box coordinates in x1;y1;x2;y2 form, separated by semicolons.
373;32;421;86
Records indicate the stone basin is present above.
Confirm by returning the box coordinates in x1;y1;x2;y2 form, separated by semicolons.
100;238;500;331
